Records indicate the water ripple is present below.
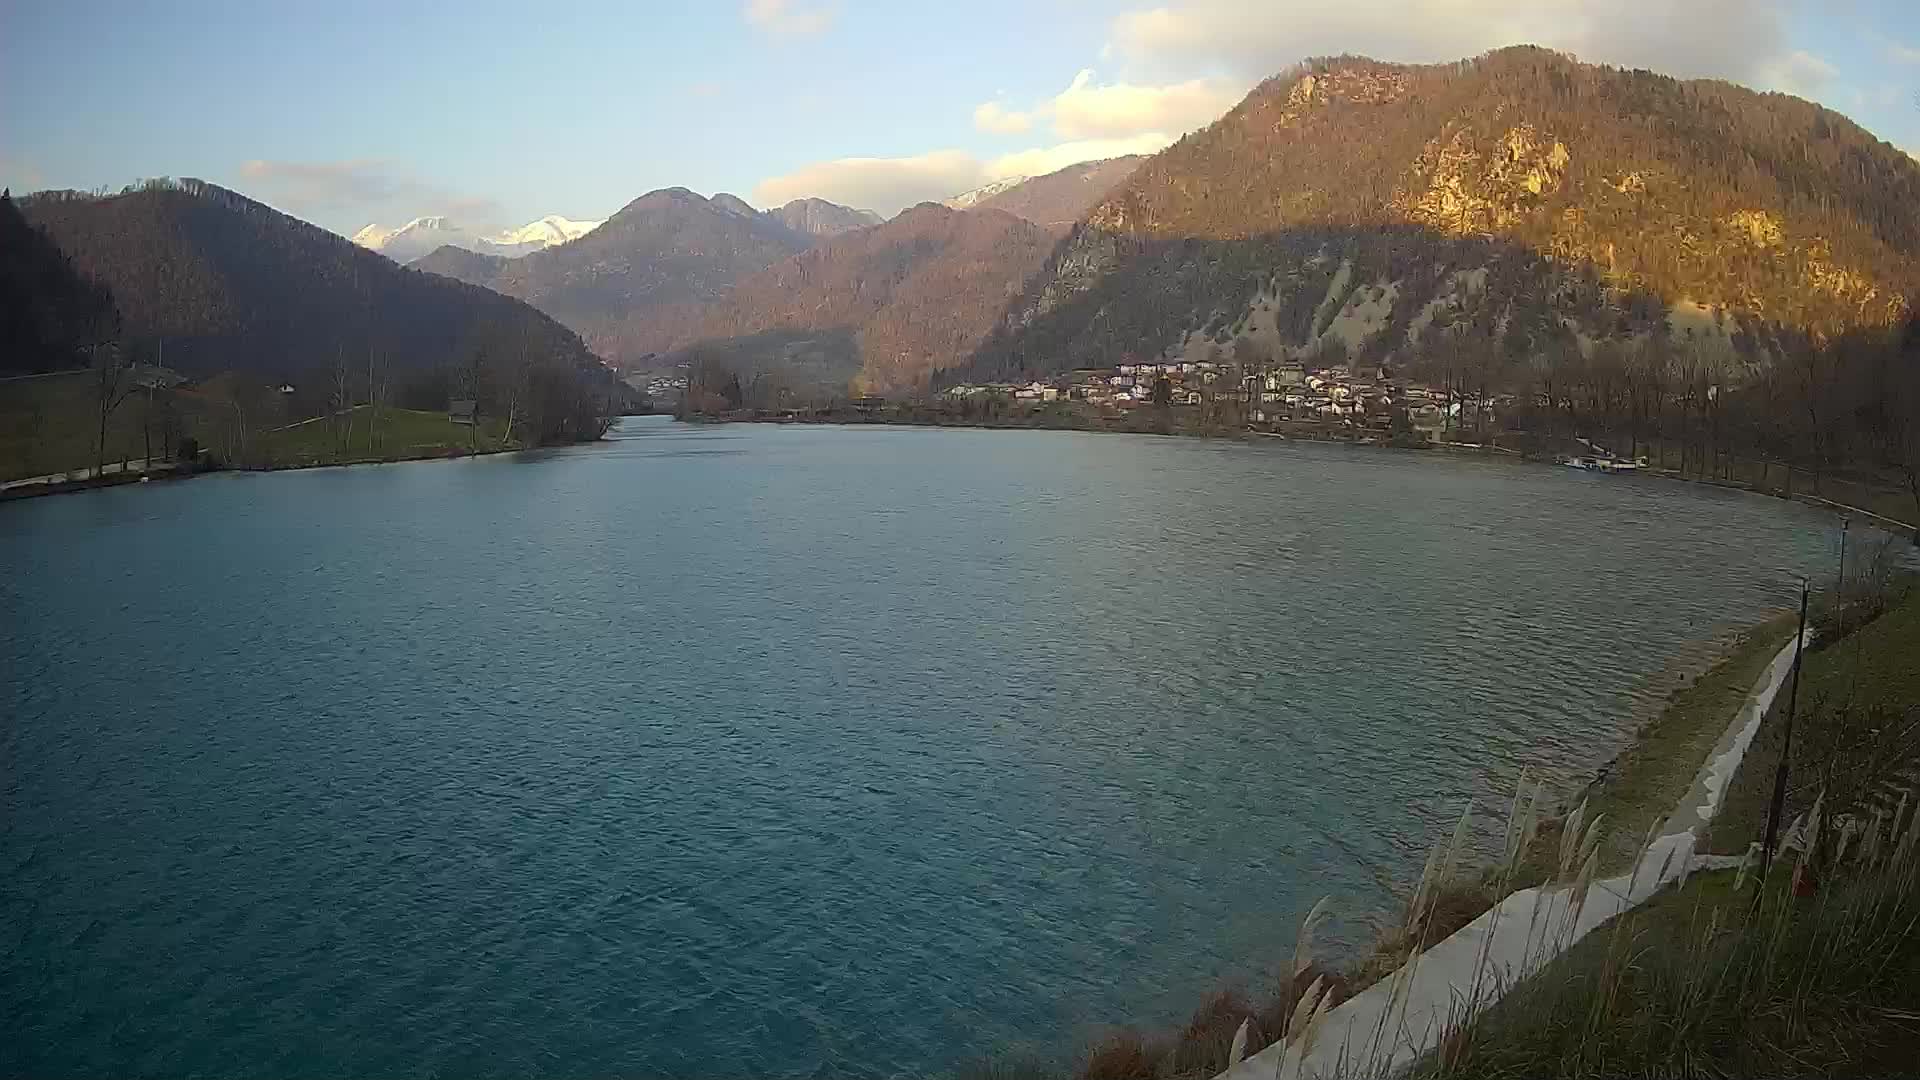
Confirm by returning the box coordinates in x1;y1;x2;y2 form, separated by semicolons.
0;419;1858;1078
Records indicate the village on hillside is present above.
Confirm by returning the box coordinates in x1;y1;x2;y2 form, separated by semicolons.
936;358;1506;436
637;357;1511;439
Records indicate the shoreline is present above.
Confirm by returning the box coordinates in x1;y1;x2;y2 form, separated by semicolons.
0;442;531;504
1010;604;1811;1080
720;412;1918;533
1234;627;1811;1080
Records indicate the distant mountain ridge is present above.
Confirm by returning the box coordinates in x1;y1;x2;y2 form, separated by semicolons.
677;203;1057;394
412;187;815;365
952;48;1920;386
764;197;884;237
19;179;599;393
353;214;603;262
943;176;1029;210
945;157;1144;229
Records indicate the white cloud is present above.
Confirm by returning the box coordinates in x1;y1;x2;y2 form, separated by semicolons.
0;153;45;193
753;135;1173;216
973;101;1034;135
1890;43;1920;65
988;134;1173;178
975;69;1242;143
237;158;502;229
239;158;413;207
759;63;1239;215
1108;0;1794;89
743;0;835;36
753;150;985;216
1047;69;1242;140
1759;49;1838;98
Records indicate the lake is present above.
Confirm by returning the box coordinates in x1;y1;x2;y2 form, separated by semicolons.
1;418;1846;1078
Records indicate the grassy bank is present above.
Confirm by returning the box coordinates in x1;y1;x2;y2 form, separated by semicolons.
1407;582;1920;1078
1;369;519;494
1712;578;1920;857
248;404;515;469
955;603;1834;1080
1581;614;1799;868
1411;850;1920;1078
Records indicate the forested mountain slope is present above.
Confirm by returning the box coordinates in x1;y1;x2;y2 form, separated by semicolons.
763;197;884;237
678;204;1057;395
952;47;1920;385
1;192;118;375
413;187;812;365
19;180;597;383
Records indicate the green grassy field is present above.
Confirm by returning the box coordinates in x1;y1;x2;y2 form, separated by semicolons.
255;405;514;468
1584;612;1800;869
0;370;203;481
1;371;512;481
1713;582;1920;853
1413;584;1920;1079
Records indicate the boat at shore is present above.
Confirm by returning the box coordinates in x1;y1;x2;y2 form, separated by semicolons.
1560;454;1647;473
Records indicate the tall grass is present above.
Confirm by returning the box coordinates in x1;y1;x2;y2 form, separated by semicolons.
965;776;1916;1080
1414;790;1920;1078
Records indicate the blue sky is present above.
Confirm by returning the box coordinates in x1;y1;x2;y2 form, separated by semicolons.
4;0;1917;236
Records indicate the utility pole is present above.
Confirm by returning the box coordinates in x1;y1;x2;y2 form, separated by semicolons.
1834;517;1849;638
1753;579;1810;914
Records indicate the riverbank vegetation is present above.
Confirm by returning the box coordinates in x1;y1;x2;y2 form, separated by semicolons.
1;366;534;485
678;308;1920;535
968;575;1918;1080
1;186;625;491
1411;580;1920;1078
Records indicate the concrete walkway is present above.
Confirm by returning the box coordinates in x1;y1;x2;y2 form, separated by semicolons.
1219;632;1806;1080
0;458;169;492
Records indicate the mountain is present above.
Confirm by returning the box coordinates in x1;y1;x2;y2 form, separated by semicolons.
944;176;1029;210
710;193;759;218
707;191;879;236
764;197;884;238
18;180;603;409
946;157;1143;229
677;203;1057;395
353;214;603;262
492;215;603;251
413;186;812;365
951;48;1920;386
1;192;118;375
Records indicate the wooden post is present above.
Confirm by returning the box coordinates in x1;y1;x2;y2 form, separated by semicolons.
1753;581;1810;911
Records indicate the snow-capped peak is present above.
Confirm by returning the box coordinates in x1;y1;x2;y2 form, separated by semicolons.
351;214;604;263
492;215;603;248
351;223;394;248
943;175;1028;210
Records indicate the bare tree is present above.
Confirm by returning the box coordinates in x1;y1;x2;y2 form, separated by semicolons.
331;347;355;460
365;345;388;456
88;340;135;481
494;327;531;449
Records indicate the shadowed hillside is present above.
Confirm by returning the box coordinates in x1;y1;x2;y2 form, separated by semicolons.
414;187;812;365
19;180;598;384
0;192;118;375
679;204;1057;395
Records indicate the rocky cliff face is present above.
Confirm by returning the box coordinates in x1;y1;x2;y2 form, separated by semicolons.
952;48;1918;386
765;198;884;238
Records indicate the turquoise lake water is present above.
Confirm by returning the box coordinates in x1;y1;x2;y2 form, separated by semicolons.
1;417;1846;1077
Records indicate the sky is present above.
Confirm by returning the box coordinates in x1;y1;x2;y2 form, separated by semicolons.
3;0;1918;237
